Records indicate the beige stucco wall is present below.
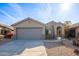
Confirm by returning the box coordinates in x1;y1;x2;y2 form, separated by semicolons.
46;22;64;38
46;21;56;32
13;20;44;28
12;19;45;39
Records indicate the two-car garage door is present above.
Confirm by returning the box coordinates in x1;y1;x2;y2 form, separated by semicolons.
16;27;43;40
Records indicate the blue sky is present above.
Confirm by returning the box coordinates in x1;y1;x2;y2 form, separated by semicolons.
0;3;79;25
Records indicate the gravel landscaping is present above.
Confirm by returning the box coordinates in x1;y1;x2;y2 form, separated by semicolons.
44;40;77;56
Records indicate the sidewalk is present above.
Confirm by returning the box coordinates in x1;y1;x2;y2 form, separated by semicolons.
20;46;47;56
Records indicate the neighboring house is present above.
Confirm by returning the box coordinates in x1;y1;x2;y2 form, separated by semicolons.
11;17;65;40
0;23;14;39
11;17;45;40
69;23;79;38
46;21;64;39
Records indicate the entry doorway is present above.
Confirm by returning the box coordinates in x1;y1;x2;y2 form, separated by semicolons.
56;26;62;37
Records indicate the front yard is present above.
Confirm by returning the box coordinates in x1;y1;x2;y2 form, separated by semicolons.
0;39;79;56
44;40;77;56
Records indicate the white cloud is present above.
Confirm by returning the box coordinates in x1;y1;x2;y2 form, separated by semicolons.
8;3;25;18
0;9;17;20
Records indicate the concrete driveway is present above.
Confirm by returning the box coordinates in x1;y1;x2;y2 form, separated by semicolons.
0;39;47;56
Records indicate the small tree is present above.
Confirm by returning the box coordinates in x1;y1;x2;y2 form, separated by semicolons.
64;21;72;38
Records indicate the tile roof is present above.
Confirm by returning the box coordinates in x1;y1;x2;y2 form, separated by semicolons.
0;22;14;30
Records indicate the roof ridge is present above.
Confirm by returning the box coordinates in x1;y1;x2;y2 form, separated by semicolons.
0;22;14;30
11;17;45;26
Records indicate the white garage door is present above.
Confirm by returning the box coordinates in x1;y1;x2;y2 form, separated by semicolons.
16;28;43;40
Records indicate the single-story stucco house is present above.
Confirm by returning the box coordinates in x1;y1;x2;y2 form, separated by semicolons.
11;17;45;40
11;17;65;40
69;23;79;38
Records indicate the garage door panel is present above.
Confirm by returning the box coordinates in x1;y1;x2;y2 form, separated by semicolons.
16;28;43;40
